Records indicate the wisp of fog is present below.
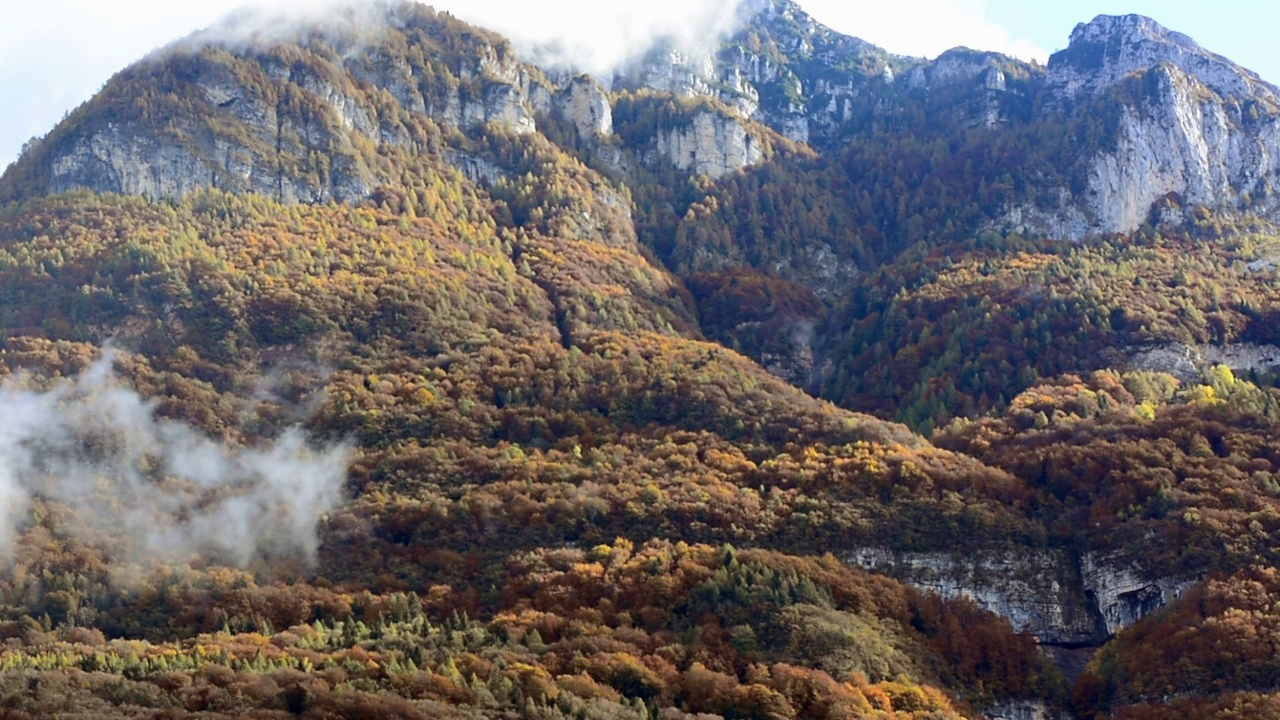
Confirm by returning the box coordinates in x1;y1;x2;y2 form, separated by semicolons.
440;0;749;76
0;354;349;568
171;0;749;79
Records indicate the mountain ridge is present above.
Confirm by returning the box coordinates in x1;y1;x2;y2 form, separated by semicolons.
5;3;1280;718
10;2;1280;244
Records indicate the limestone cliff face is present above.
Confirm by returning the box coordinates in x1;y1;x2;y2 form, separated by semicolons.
653;111;765;179
1126;341;1280;382
1047;14;1277;103
19;1;1280;241
624;5;1280;240
847;548;1102;645
985;701;1057;720
616;0;902;148
44;54;379;204
847;546;1194;646
428;49;547;135
1083;67;1280;231
905;48;1025;129
1004;14;1280;239
556;76;613;139
1080;553;1194;637
6;3;558;204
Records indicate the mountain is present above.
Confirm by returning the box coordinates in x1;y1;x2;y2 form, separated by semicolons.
4;2;1280;718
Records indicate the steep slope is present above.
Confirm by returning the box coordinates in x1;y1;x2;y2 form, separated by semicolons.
1;4;549;204
822;228;1280;429
14;3;1280;717
1012;15;1280;238
652;6;1280;244
0;4;1085;718
0;190;1067;718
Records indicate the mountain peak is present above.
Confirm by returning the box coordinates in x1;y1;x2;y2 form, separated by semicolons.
0;1;556;205
1067;13;1198;53
1048;13;1276;102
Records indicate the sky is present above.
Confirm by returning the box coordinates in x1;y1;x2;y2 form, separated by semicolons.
1;0;1277;174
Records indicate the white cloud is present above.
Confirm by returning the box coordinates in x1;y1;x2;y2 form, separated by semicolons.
439;0;746;76
0;354;350;567
0;0;1042;174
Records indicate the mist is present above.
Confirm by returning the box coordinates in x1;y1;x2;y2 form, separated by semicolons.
0;354;350;568
435;0;749;77
167;0;752;80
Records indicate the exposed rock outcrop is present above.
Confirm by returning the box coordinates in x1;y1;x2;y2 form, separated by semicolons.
47;83;375;204
556;76;613;138
1127;342;1280;382
906;49;1007;92
1081;552;1194;636
444;150;508;186
847;546;1195;646
985;700;1057;720
845;547;1102;645
906;48;1020;128
1078;64;1280;235
1004;14;1280;238
614;0;902;148
1047;13;1279;103
653;111;764;178
20;0;1280;246
14;4;556;204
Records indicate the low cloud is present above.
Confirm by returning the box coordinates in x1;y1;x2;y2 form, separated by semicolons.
160;0;750;80
0;354;349;568
438;0;749;77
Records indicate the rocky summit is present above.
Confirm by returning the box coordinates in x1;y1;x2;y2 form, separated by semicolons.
5;2;1280;718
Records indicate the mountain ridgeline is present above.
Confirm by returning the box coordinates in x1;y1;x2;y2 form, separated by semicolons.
9;1;1280;395
4;2;1280;718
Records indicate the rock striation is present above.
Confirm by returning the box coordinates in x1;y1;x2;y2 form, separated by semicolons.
1127;342;1280;382
653;111;765;179
846;547;1103;645
847;546;1195;647
1004;14;1280;238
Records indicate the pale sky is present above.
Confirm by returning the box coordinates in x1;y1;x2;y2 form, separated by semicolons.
0;0;1276;174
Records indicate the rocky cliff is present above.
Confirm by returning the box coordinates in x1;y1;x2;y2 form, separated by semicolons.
847;547;1102;645
12;5;1280;702
847;546;1195;648
556;76;613;138
1047;14;1278;103
623;6;1280;240
16;1;1280;247
614;0;906;148
1006;14;1280;238
1127;341;1280;382
653;110;765;178
985;700;1057;720
3;5;559;204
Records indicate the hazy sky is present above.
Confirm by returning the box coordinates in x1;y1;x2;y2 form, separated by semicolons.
0;0;1275;173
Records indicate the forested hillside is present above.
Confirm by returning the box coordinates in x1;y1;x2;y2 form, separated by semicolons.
5;1;1280;718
